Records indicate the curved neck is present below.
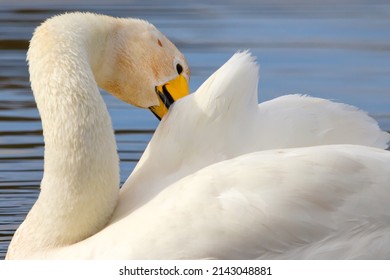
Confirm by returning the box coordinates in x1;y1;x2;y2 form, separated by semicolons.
8;13;120;258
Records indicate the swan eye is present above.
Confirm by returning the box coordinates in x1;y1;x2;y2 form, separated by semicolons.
176;64;183;75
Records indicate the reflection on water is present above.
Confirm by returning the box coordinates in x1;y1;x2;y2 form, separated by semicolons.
0;0;390;259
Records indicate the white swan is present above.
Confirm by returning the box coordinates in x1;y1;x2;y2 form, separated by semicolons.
7;12;390;259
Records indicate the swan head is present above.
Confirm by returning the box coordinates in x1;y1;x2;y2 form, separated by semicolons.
95;18;190;120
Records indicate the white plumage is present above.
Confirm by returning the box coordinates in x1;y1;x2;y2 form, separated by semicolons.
7;13;390;259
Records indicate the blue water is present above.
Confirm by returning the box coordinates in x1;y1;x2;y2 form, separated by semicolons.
0;0;389;259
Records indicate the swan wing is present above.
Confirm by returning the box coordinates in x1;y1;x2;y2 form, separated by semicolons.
255;94;389;149
56;145;390;259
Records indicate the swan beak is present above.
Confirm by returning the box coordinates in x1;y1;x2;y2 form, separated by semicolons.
150;74;189;120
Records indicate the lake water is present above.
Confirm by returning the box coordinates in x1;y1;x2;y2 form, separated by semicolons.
0;0;389;259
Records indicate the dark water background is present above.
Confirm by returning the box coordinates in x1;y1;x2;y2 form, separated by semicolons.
0;0;389;259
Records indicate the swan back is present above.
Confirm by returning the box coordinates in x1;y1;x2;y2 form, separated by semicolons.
254;94;389;149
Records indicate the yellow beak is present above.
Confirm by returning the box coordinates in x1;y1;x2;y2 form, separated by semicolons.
149;74;189;120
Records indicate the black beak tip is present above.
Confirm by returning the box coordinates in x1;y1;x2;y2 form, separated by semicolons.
149;108;162;121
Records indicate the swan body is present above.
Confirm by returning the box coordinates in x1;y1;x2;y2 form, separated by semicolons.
7;13;390;259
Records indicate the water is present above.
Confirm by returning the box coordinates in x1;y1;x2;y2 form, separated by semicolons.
0;0;389;259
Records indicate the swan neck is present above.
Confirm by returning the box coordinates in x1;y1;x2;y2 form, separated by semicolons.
7;13;120;259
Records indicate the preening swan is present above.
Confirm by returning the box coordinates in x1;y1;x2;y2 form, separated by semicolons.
7;12;390;258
